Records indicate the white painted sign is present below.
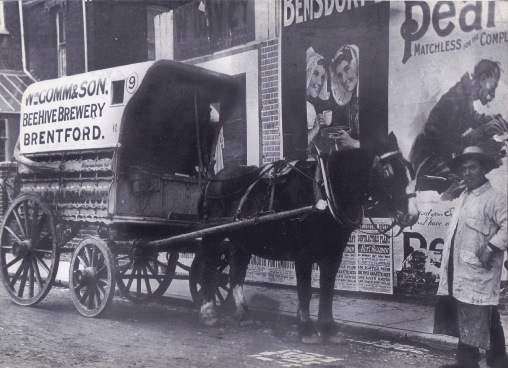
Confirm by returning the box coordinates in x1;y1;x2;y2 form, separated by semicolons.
20;61;155;154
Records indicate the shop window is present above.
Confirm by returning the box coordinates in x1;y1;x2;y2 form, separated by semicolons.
147;6;166;60
0;118;7;162
56;9;67;77
0;1;7;34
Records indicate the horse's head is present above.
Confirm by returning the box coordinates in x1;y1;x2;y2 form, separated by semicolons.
323;132;418;230
369;132;419;228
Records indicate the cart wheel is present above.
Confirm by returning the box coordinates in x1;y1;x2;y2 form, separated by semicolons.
69;237;115;317
0;193;59;306
116;250;178;304
189;252;231;308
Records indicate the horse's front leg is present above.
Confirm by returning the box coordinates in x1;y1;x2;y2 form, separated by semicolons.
199;236;224;326
295;260;319;343
317;252;344;344
228;247;251;323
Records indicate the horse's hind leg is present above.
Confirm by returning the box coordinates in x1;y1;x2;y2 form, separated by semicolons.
295;260;319;343
199;235;225;326
228;247;251;323
317;254;344;344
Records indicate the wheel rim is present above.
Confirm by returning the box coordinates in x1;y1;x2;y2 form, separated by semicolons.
0;194;59;306
69;237;115;317
189;252;231;307
116;250;178;303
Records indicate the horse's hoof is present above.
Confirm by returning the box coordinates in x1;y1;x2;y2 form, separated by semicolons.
301;335;323;344
200;316;218;327
324;334;346;345
199;301;218;326
238;319;254;327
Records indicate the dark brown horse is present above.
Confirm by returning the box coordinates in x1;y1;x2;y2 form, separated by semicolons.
198;133;418;343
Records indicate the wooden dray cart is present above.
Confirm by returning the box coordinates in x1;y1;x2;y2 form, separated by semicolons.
0;60;313;317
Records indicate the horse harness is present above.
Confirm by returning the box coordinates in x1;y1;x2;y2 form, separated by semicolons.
317;148;416;236
203;150;416;236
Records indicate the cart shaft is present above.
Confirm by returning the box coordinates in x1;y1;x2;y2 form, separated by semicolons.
147;206;315;250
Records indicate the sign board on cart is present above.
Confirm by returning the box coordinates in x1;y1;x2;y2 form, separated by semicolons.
20;61;154;154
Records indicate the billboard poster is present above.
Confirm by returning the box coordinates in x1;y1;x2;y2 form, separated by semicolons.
244;218;393;295
280;0;390;159
388;1;508;295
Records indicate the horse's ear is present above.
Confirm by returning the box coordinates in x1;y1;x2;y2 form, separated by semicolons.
387;132;399;150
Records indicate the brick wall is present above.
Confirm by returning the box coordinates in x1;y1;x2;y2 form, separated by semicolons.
260;39;280;164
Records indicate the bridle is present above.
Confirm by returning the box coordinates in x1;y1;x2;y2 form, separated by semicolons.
316;146;416;236
364;150;416;236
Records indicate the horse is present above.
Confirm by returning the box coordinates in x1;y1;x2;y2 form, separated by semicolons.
197;132;419;343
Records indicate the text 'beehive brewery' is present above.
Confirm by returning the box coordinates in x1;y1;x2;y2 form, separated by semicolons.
22;78;108;147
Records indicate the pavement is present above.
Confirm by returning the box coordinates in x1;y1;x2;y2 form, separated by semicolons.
54;261;508;353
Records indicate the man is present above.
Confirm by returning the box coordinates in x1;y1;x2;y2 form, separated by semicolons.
410;59;506;192
436;146;507;368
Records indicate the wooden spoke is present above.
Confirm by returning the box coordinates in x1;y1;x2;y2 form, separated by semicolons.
31;258;44;289
4;225;23;244
34;213;47;240
31;228;54;249
91;245;97;267
220;285;230;293
34;254;51;274
216;289;225;305
12;209;26;239
3;255;22;270
28;261;35;298
87;287;95;310
189;252;231;308
142;267;152;295
136;266;142;295
69;237;115;317
9;259;26;288
94;285;102;306
85;246;93;268
145;263;164;284
33;248;54;255
96;265;107;276
79;287;90;304
31;202;40;242
22;202;30;238
0;194;59;306
125;265;137;291
17;263;30;297
77;253;88;268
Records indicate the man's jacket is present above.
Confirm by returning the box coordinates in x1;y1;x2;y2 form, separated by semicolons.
437;181;507;305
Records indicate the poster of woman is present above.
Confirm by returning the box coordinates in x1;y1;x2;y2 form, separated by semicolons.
306;44;360;156
280;3;390;160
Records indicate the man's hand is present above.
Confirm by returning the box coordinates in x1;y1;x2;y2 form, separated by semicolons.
478;244;500;270
481;118;508;137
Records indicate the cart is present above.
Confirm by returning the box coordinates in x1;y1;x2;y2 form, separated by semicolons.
0;61;231;316
0;60;314;317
